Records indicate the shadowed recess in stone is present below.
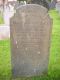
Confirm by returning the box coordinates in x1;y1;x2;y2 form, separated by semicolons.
10;4;52;77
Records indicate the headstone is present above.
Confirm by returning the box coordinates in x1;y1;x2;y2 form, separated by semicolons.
10;4;52;77
0;5;3;12
3;5;14;25
56;2;60;13
14;1;20;9
49;0;57;9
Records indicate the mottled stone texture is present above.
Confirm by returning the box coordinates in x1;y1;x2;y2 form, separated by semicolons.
10;4;52;77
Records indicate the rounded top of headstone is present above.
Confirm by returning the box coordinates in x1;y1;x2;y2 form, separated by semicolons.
16;4;48;13
10;4;49;22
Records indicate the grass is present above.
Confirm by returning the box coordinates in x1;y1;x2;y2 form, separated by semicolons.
48;10;60;78
0;12;4;24
0;9;60;80
0;40;11;80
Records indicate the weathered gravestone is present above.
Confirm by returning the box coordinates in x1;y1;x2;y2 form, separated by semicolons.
10;4;52;77
56;2;60;13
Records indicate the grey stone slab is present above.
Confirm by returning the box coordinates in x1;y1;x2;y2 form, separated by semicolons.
56;2;60;13
10;4;52;77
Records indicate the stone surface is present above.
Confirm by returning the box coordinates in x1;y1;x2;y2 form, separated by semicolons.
49;0;57;9
10;4;52;77
0;25;10;40
3;5;14;25
56;2;60;13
